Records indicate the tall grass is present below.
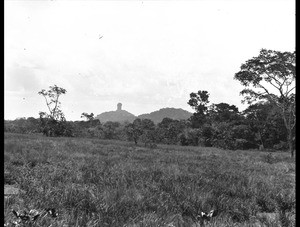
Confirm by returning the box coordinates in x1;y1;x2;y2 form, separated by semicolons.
4;133;295;226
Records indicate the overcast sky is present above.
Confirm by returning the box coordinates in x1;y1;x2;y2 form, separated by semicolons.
5;0;295;121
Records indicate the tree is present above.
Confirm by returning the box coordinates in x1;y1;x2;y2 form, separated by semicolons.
234;49;295;157
157;118;186;144
38;85;72;137
209;103;241;123
200;124;215;147
125;118;143;144
243;101;287;149
188;90;210;113
141;119;155;131
187;90;210;128
103;121;121;139
125;118;157;146
158;117;175;129
140;119;157;147
24;117;40;133
38;85;67;121
81;112;95;121
180;128;202;146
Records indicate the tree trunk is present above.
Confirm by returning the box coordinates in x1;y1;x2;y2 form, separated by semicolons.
258;131;265;150
288;130;294;158
280;109;294;158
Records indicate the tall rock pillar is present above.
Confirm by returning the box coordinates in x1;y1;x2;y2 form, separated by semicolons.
117;103;122;111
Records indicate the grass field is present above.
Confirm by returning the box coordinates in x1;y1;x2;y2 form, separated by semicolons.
4;133;295;227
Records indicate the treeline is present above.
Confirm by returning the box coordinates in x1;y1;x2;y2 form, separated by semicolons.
4;99;290;151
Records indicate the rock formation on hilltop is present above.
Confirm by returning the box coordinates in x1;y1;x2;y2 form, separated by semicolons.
95;103;137;123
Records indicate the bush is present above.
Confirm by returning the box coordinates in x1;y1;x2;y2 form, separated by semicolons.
179;133;189;146
190;129;202;146
234;139;256;150
200;125;214;147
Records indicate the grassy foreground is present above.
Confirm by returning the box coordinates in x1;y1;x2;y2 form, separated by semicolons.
4;133;295;226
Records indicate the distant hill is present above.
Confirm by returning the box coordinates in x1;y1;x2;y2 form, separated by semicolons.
137;107;192;124
95;104;193;124
95;103;136;123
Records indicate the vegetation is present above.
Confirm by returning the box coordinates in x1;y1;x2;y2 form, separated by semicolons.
38;85;67;122
4;97;291;151
234;49;295;156
38;85;73;137
4;50;295;226
81;113;95;121
4;133;295;226
5;50;295;154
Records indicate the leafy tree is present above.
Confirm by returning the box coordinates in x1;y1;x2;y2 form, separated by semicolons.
243;102;287;149
125;118;157;146
125;118;143;144
178;128;202;146
188;90;210;112
38;85;67;121
86;125;103;138
103;121;121;140
234;49;295;156
81;112;95;121
158;117;175;129
200;124;214;147
140;130;157;148
38;85;72;137
230;124;257;149
185;128;202;146
209;103;241;123
140;119;157;146
157;118;187;144
211;122;236;150
141;119;155;131
243;102;271;148
179;133;189;146
187;90;210;128
75;118;102;138
125;124;136;143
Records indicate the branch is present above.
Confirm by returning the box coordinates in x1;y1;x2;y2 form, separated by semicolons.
43;95;53;116
292;111;296;129
285;84;295;97
256;83;271;96
266;74;282;90
264;73;286;97
268;80;282;94
52;95;60;120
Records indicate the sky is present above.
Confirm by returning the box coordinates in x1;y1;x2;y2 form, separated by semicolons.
5;0;295;121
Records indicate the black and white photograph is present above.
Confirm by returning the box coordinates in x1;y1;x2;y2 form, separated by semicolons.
4;0;295;226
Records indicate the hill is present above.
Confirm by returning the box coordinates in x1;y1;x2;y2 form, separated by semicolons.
138;107;192;124
95;103;136;123
95;104;192;124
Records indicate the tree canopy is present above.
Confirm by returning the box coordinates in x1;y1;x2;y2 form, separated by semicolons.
38;85;67;121
38;85;73;137
234;49;295;156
